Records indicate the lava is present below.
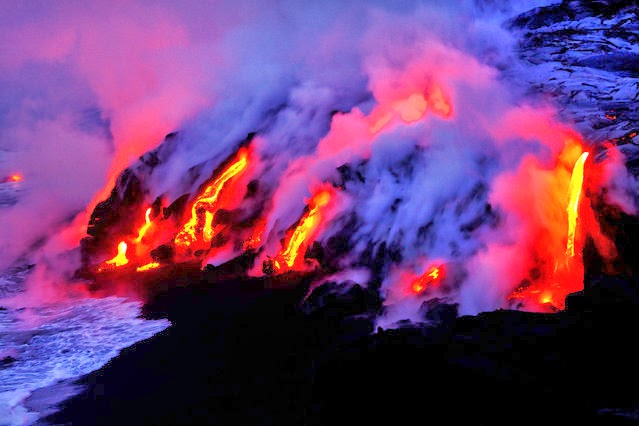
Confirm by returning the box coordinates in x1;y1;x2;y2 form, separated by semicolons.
508;144;592;310
272;188;333;273
565;152;588;257
134;208;153;243
174;147;249;249
136;262;160;272
105;241;129;267
242;219;266;251
3;174;23;183
411;265;445;294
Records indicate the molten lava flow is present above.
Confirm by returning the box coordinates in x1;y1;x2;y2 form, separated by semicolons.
203;211;214;242
134;208;153;243
565;152;588;257
242;219;266;251
508;146;591;310
136;262;160;272
411;265;445;294
105;241;129;267
273;189;332;273
174;147;249;249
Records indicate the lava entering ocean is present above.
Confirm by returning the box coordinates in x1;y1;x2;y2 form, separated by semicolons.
86;62;625;322
4;2;639;424
506;144;594;311
8;0;630;329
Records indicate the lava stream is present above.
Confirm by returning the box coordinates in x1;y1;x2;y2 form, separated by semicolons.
411;265;445;294
136;262;160;272
105;241;129;267
565;152;588;257
508;146;591;310
174;147;250;249
135;208;153;243
272;188;333;273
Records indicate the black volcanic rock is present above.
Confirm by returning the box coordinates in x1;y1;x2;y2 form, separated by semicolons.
48;257;639;426
0;356;16;368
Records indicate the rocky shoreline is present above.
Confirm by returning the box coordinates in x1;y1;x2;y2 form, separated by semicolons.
42;258;639;425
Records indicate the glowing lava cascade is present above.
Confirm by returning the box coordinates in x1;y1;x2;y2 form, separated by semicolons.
264;187;335;275
566;152;589;258
94;146;254;274
505;144;600;311
4;3;639;425
73;2;627;327
174;147;250;252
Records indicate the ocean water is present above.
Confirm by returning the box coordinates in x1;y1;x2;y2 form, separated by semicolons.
0;290;169;425
0;177;170;425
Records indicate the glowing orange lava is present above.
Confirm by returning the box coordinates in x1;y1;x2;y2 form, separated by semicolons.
508;146;590;310
174;147;249;249
565;152;588;257
134;208;153;243
10;174;22;182
411;265;445;293
136;262;160;272
105;241;129;267
273;188;332;272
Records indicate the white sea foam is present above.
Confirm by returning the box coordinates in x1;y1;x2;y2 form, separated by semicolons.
0;296;169;426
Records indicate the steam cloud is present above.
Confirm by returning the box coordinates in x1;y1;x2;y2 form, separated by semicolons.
0;0;633;325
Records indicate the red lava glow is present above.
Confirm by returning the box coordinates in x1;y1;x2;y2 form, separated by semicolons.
134;208;153;243
411;265;445;294
507;143;595;310
136;262;160;272
566;152;588;257
3;174;23;183
174;147;250;249
242;219;266;251
272;187;333;273
105;241;129;267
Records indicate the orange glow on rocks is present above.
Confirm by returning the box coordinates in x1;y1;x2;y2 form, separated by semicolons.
411;264;445;294
272;188;333;273
174;147;250;249
105;241;129;267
